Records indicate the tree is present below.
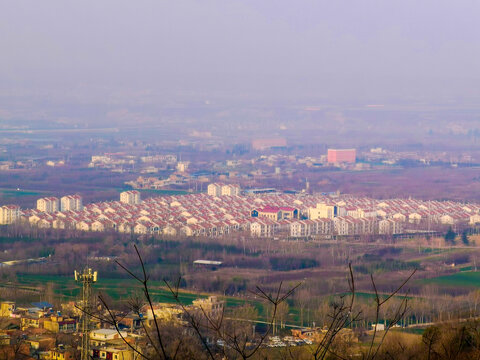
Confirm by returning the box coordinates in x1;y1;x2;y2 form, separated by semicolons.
422;325;441;360
445;227;456;244
276;301;289;330
462;231;469;245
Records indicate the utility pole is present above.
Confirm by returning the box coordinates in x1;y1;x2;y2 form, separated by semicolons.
75;268;98;360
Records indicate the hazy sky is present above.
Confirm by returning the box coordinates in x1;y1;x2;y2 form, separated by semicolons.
1;0;479;103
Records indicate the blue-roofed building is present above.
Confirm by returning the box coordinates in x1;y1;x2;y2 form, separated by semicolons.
31;302;53;310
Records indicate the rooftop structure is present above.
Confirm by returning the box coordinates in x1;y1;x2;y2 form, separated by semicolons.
193;260;223;266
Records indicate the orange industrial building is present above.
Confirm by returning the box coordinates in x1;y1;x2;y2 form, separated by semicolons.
327;149;356;163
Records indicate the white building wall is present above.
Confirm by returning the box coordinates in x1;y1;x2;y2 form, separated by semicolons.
37;197;59;213
0;205;20;225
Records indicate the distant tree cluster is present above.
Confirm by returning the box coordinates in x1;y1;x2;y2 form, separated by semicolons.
445;227;457;244
269;256;318;271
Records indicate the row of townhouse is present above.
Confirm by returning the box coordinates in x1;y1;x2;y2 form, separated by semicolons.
470;213;480;225
14;192;480;238
378;218;404;235
250;218;279;237
333;216;377;236
309;202;475;226
345;207;378;218
381;210;471;225
286;218;334;237
316;199;477;227
333;216;403;236
249;216;399;238
181;219;247;237
24;204;477;238
439;213;472;225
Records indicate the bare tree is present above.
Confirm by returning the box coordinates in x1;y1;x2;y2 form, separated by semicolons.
306;265;416;360
80;245;299;360
78;246;416;360
363;269;416;360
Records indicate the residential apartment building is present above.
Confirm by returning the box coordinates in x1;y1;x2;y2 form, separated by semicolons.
192;296;225;319
208;183;241;196
60;195;83;211
89;329;135;360
221;184;241;196
43;316;76;333
37;197;59;213
0;301;15;317
176;161;189;172
120;190;141;205
91;346;134;360
141;303;183;325
254;207;281;221
49;347;76;360
309;203;345;220
90;329;128;347
0;205;21;224
207;183;222;196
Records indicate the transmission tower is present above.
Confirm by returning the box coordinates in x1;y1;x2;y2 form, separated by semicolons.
75;268;98;360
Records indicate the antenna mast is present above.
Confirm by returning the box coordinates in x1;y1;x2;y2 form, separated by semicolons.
75;268;98;360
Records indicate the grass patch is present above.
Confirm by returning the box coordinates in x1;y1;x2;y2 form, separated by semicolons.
409;247;460;262
137;189;191;196
354;259;420;274
0;188;47;198
398;327;426;335
119;188;190;196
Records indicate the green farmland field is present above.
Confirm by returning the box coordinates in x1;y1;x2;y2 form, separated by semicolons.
421;271;480;288
0;188;47;199
17;274;210;303
15;274;306;326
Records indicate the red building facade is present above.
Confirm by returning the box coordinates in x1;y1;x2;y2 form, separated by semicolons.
327;149;356;163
